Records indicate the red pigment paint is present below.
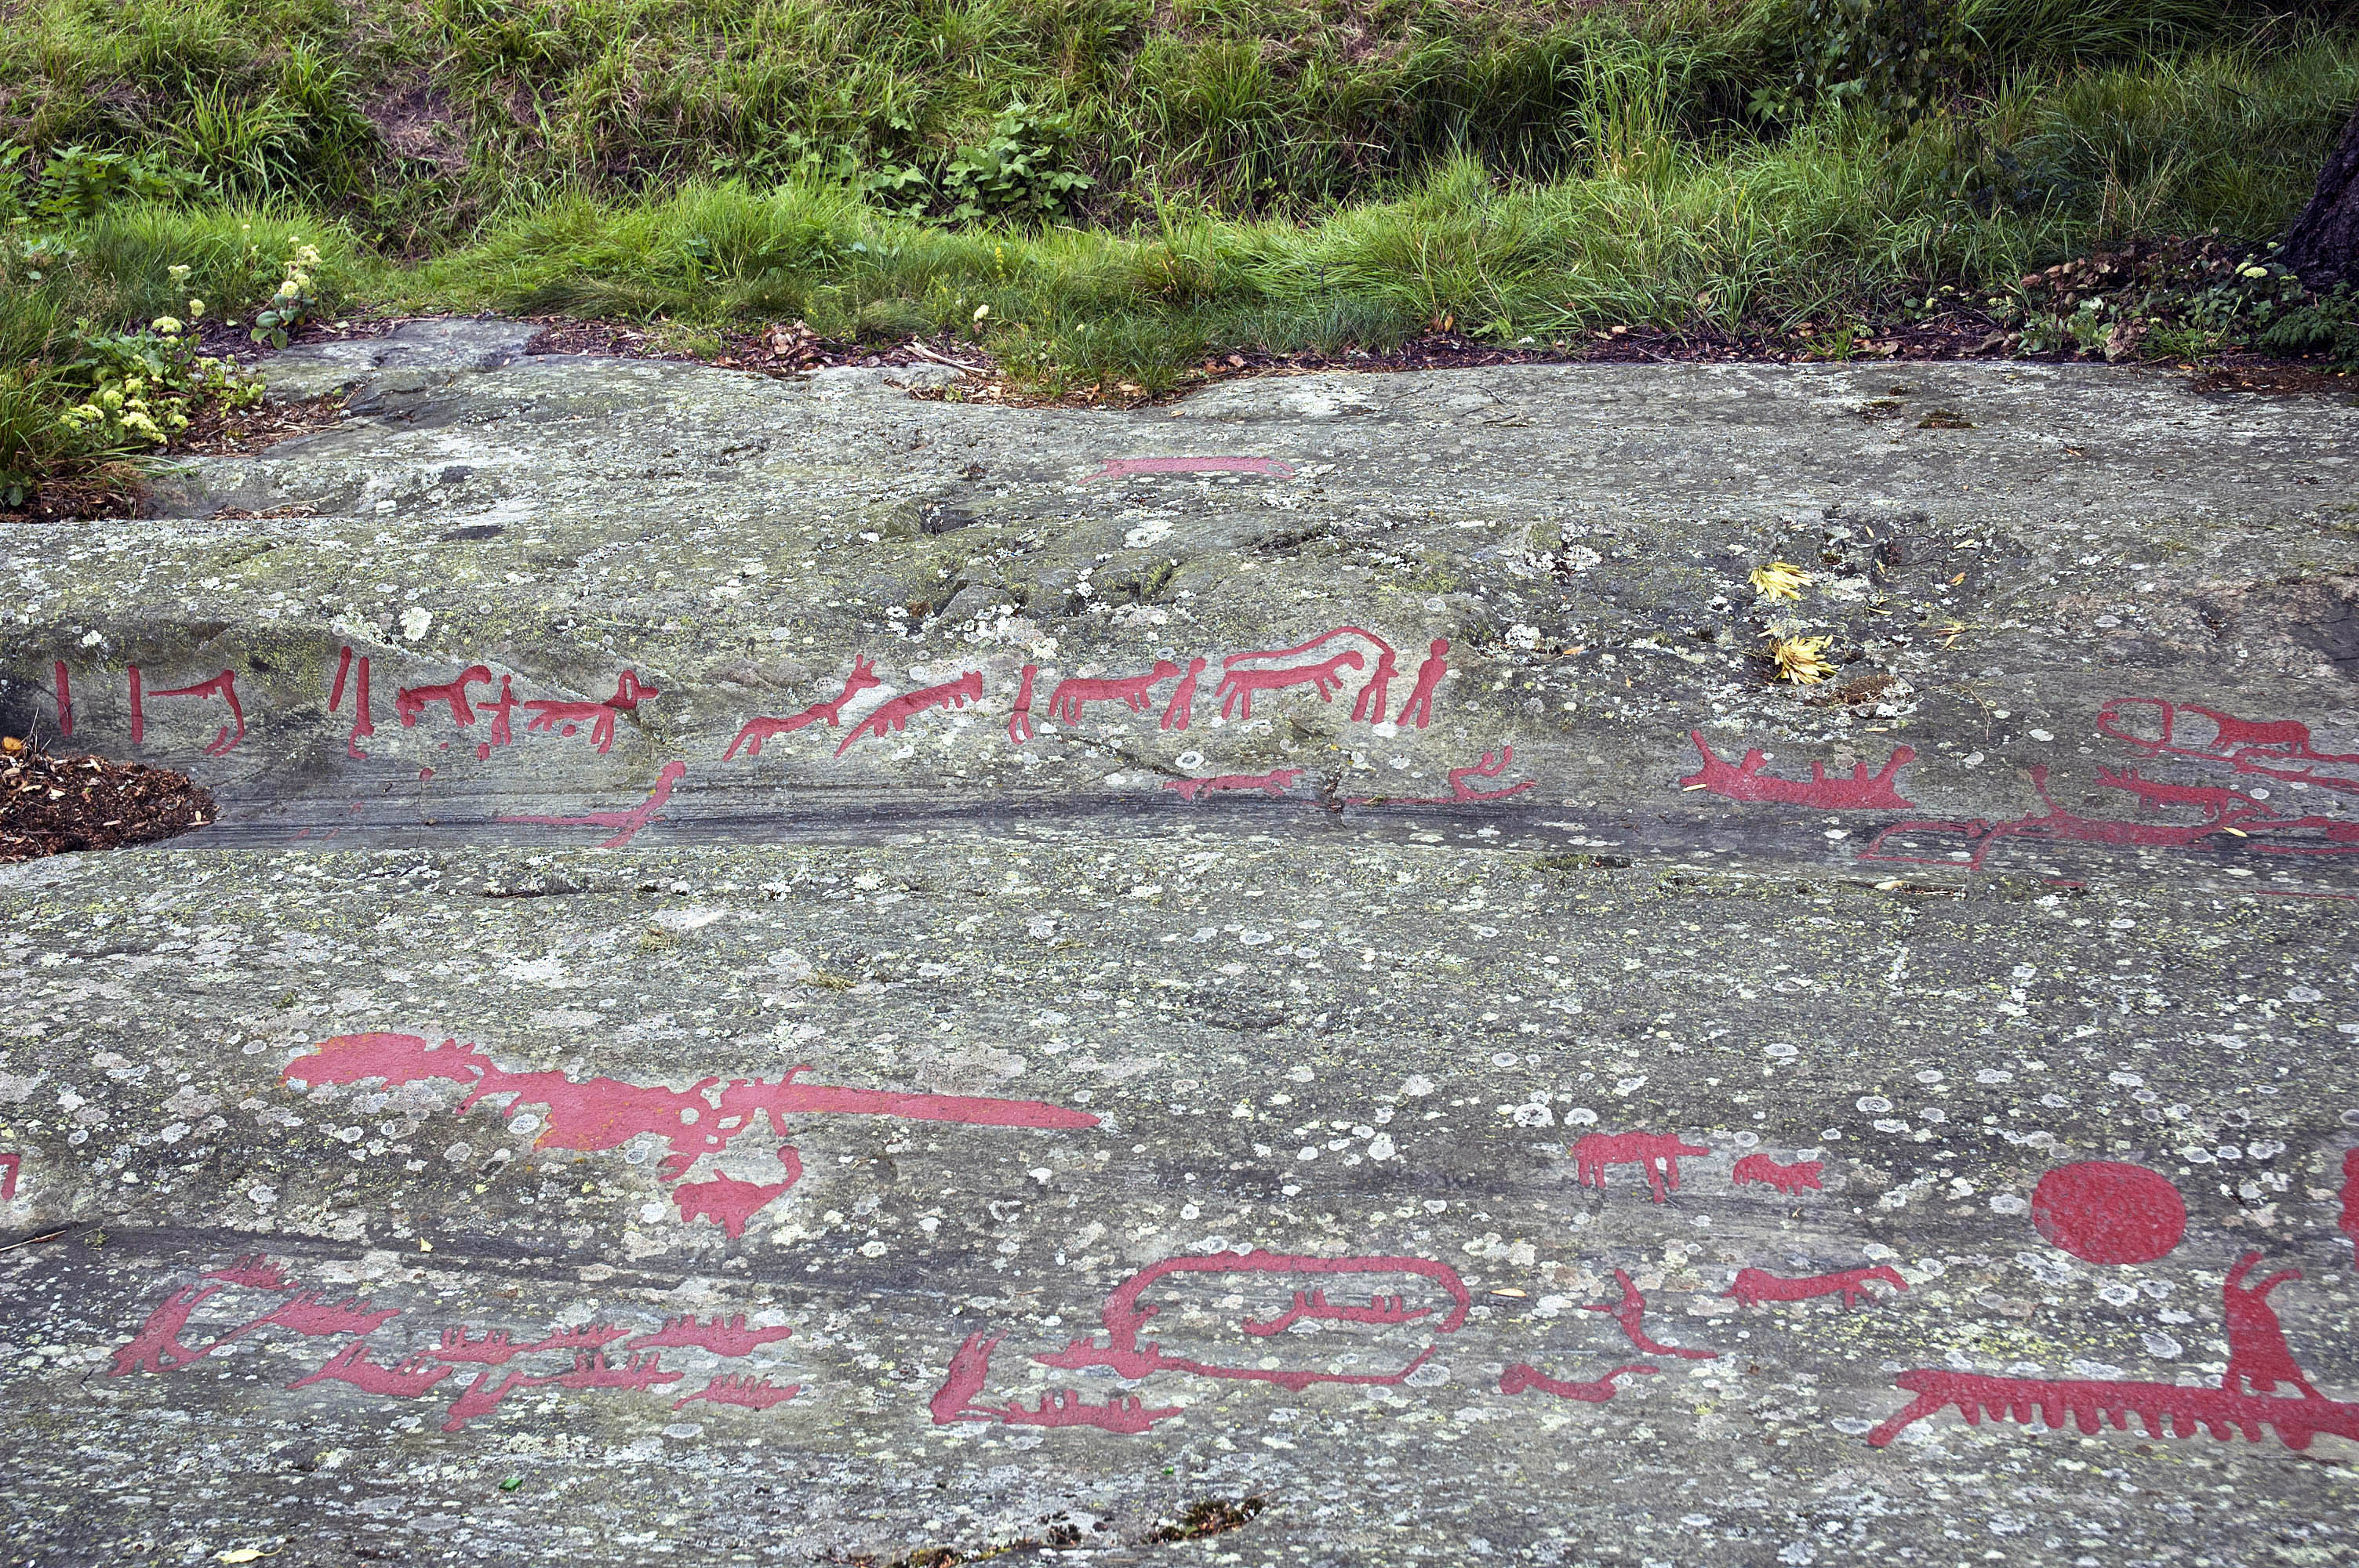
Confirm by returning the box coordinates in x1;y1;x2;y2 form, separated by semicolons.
1163;768;1303;803
1866;1369;2359;1450
929;1332;1006;1423
724;656;881;759
522;670;660;754
2098;697;2359;796
1238;1287;1432;1336
1033;1250;1471;1390
1724;1265;1907;1309
1213;648;1362;720
833;670;983;757
441;1367;540;1431
1498;1363;1656;1403
396;666;493;728
674;1171;798;1240
925;1333;1183;1432
1582;1269;1717;1360
2223;1252;2318;1398
1006;663;1038;746
285;1033;1096;1236
674;1374;801;1412
1348;747;1535;807
1730;1153;1823;1194
1568;1131;1712;1203
329;648;376;758
0;1152;16;1202
1395;639;1450;730
128;666;142;744
523;1325;632;1356
434;1327;529;1365
1161;658;1207;731
2341;1150;2359;1269
52;663;69;737
497;759;686;848
1680;733;1917;810
253;1290;401;1338
1084;456;1295;481
289;1341;453;1399
2030;1161;2186;1265
545;1350;681;1393
631;1315;794;1356
129;669;245;756
111;1285;224;1375
1046;661;1181;725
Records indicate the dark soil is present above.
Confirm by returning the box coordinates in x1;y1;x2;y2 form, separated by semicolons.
0;738;214;862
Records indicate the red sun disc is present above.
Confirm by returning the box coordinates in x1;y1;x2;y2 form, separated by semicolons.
2030;1161;2186;1265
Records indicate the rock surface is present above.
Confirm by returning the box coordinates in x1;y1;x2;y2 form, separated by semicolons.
2;324;2357;1564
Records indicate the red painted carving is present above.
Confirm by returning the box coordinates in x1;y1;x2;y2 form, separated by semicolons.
724;656;881;760
2098;698;2359;796
1164;768;1303;802
833;670;983;757
1730;1153;1824;1194
498;760;685;848
925;1331;1180;1432
396;666;492;729
1161;658;1207;731
523;670;660;754
1350;747;1534;807
1866;1369;2359;1450
631;1315;794;1356
253;1290;402;1338
2341;1149;2359;1269
109;1285;226;1375
546;1350;682;1393
53;662;70;737
1047;661;1181;725
1725;1265;1907;1308
289;1341;453;1399
434;1327;529;1365
1215;648;1362;720
1395;639;1450;729
929;1332;1005;1424
1085;456;1295;481
442;1368;540;1431
526;1325;633;1356
329;647;376;758
2031;1161;2186;1265
1034;1250;1471;1390
1581;1269;1717;1360
1859;766;2359;870
1499;1362;1657;1403
1007;662;1038;746
1681;732;1917;810
284;1033;1096;1236
475;675;517;759
1569;1131;1712;1203
202;1255;293;1289
129;667;244;756
2223;1252;2319;1398
674;1166;798;1240
674;1374;801;1412
0;1152;16;1202
1239;1288;1431;1336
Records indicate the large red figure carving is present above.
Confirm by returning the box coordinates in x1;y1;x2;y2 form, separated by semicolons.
1730;1153;1823;1194
2030;1160;2186;1265
2222;1253;2319;1399
834;670;983;756
283;1032;1097;1237
1583;1270;1717;1360
1570;1131;1712;1203
1047;662;1181;725
1161;658;1207;731
129;667;244;756
723;657;881;759
2097;698;2359;796
499;760;685;848
1394;639;1449;729
1215;648;1362;720
1725;1265;1907;1309
1681;733;1917;810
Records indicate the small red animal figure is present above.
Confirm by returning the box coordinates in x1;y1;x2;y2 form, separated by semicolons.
1214;649;1363;720
1725;1265;1907;1309
396;666;493;728
2222;1252;2320;1399
1046;661;1180;724
523;670;660;754
1164;768;1303;802
1569;1131;1712;1203
1581;1269;1717;1360
833;670;983;757
724;656;881;759
1731;1153;1824;1194
1499;1362;1656;1403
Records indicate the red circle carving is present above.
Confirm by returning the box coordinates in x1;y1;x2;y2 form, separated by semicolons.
2030;1160;2186;1264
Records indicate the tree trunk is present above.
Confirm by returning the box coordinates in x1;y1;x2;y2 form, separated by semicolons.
2282;99;2359;292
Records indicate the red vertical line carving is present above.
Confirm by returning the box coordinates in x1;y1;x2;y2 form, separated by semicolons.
329;647;354;711
128;666;144;744
53;662;71;736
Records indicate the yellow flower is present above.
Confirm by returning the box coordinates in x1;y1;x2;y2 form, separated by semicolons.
1749;561;1812;602
151;316;184;335
1769;634;1835;684
189;298;205;316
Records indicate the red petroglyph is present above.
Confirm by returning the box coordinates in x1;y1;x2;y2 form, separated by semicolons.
1214;627;1400;723
434;1327;528;1365
1239;1289;1431;1336
525;1325;633;1356
1162;658;1207;731
52;662;70;736
1348;747;1534;807
442;1368;541;1431
2098;698;2359;796
1007;663;1038;746
834;670;983;757
1865;1369;2359;1450
253;1290;402;1338
396;666;492;729
2031;1161;2186;1265
285;1033;1096;1236
1215;648;1363;720
329;648;376;758
1499;1363;1657;1403
0;1152;17;1202
674;1171;798;1240
1731;1153;1824;1194
994;1390;1185;1433
724;657;881;760
498;759;685;848
523;670;660;754
1085;456;1295;481
1034;1250;1471;1390
289;1341;454;1399
474;674;518;759
1725;1265;1908;1309
1680;733;1917;810
109;1285;225;1375
1569;1131;1712;1203
546;1350;682;1393
1164;768;1303;803
631;1315;795;1356
2223;1252;2319;1399
1582;1270;1717;1360
129;667;244;756
674;1374;801;1412
2341;1149;2359;1269
1047;661;1180;725
1859;766;2359;870
929;1332;1005;1424
1395;639;1450;730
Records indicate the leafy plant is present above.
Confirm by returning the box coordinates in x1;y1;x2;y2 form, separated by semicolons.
1757;0;1965;127
938;103;1092;223
38;146;201;221
59;309;260;451
248;238;324;347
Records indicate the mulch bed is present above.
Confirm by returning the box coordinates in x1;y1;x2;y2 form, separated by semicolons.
0;737;214;863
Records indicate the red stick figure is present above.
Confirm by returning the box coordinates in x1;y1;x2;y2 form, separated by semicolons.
1161;658;1207;731
2223;1252;2320;1399
1395;638;1449;729
329;648;376;758
129;668;244;755
1007;663;1038;746
724;657;882;759
1582;1269;1717;1360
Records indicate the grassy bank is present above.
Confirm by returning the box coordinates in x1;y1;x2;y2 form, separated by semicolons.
3;0;2357;506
